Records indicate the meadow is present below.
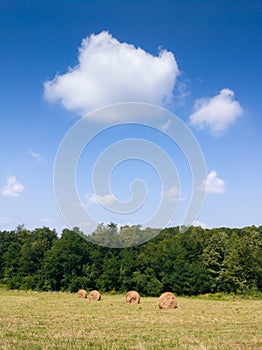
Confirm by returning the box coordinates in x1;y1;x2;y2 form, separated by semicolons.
0;290;261;350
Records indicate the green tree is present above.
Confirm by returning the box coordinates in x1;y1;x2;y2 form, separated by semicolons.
97;251;120;291
2;241;22;289
132;268;163;296
19;227;57;290
43;229;90;291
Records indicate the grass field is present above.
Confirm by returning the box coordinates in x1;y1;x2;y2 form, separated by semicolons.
0;290;261;350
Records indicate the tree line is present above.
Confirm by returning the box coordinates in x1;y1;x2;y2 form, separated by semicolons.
0;224;261;296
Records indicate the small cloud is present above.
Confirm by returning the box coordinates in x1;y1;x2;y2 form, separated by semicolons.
199;170;226;194
192;220;209;229
189;88;243;134
39;218;54;225
0;217;10;224
197;77;204;84
87;193;116;206
78;221;92;228
44;31;179;117
161;119;172;131
72;201;85;208
2;176;25;197
173;78;190;106
162;186;180;201
29;150;45;163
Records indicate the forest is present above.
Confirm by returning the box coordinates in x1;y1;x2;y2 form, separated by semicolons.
0;224;261;296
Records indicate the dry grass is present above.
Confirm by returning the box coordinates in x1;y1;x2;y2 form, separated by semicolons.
0;290;261;349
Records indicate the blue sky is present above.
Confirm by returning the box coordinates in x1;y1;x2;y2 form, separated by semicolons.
0;0;261;233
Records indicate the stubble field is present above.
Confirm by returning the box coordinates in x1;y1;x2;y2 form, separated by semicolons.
0;290;261;350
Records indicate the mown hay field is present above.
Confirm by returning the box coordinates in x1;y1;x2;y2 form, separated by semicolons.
0;290;261;350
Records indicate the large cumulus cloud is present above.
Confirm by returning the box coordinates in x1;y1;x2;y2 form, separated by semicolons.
44;31;179;117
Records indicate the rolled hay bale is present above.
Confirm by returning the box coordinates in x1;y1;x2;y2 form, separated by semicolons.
158;292;178;309
89;290;101;301
125;290;140;304
77;289;87;298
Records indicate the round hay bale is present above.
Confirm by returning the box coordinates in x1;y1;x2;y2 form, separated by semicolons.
77;289;87;298
125;290;140;304
158;292;178;309
89;290;101;301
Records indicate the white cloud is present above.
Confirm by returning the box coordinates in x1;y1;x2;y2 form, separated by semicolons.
39;218;54;225
2;176;25;197
189;88;243;134
76;221;92;231
192;220;209;229
0;217;10;224
161;119;172;131
87;193;116;206
173;79;190;106
44;31;179;117
29;150;44;163
162;186;180;201
199;170;226;194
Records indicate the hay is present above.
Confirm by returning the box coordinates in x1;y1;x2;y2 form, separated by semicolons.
77;289;87;298
158;292;178;309
125;290;140;304
89;290;101;301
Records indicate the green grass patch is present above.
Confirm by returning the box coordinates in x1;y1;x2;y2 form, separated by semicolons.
0;290;261;349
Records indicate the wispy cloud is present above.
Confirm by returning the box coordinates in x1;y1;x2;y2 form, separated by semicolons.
2;176;25;197
199;170;226;194
173;78;190;106
161;119;172;131
0;217;10;224
39;218;54;225
192;220;209;229
189;88;243;134
44;31;179;117
162;186;180;201
87;193;116;206
29;150;45;163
